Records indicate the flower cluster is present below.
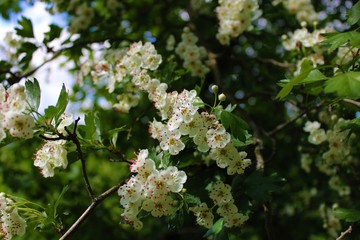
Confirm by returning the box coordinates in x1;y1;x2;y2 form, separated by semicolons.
190;180;248;229
275;0;318;24
0;193;27;240
69;3;95;33
33;113;73;177
118;149;187;230
175;27;210;78
282;26;332;75
319;204;341;238
215;0;259;45
0;84;35;142
88;41;162;112
302;116;355;196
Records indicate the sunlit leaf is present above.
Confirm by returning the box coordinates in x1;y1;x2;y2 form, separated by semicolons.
334;208;360;222
348;1;360;25
325;72;360;99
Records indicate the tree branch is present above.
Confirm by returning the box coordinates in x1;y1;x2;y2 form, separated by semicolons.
65;117;95;200
59;183;122;240
336;225;352;240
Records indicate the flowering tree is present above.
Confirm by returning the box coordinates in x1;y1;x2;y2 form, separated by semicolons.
1;0;360;239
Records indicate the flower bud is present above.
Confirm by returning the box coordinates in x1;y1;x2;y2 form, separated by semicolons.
218;93;226;102
211;85;218;94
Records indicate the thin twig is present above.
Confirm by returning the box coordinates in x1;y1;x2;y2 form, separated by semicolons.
267;110;307;137
59;183;122;240
343;98;360;108
65;117;95;200
336;225;352;240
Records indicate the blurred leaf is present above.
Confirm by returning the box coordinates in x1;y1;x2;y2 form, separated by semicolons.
43;24;62;45
221;111;249;142
15;17;34;38
18;41;38;70
334;208;360;222
276;59;314;99
25;78;41;111
244;171;285;202
108;126;128;147
340;118;360;136
204;218;223;236
325;72;360;99
321;31;360;52
348;1;360;25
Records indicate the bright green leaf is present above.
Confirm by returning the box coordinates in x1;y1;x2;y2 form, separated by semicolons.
15;17;34;38
321;31;360;52
325;72;360;99
25;78;41;111
44;84;69;123
204;218;224;238
348;1;360;25
276;59;315;99
334;208;360;222
84;112;101;141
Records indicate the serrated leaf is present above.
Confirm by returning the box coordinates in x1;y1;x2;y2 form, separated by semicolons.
276;59;314;99
221;111;249;141
334;208;360;222
244;171;284;202
325;72;360;99
15;17;34;38
44;84;68;122
321;31;360;52
108;126;128;147
301;69;327;83
348;1;360;26
43;24;62;44
25;78;41;111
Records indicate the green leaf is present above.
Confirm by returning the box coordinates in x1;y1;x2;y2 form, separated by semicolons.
334;208;360;222
325;72;360;99
108;126;128;147
221;111;249;142
17;41;38;69
204;218;224;238
84;112;101;141
340;118;360;135
244;171;285;202
43;24;62;44
321;31;360;52
276;59;314;99
44;84;69;123
15;17;34;38
348;1;360;26
301;69;327;83
25;78;41;111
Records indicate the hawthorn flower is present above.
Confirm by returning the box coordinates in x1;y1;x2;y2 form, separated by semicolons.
227;151;252;175
159;129;185;155
33;140;68;178
206;124;231;149
118;176;144;206
162;166;187;193
0;193;27;240
209;181;233;206
209;142;238;168
190;202;214;228
2;112;34;139
141;195;174;217
223;212;249;228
